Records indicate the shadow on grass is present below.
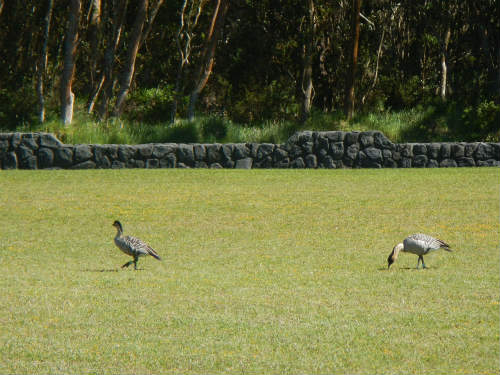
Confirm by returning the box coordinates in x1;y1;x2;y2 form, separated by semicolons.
83;268;120;272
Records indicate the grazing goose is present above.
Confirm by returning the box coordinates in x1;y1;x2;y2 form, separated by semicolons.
112;220;161;270
388;233;452;269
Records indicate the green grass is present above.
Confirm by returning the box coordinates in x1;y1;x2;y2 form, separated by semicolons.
0;168;498;374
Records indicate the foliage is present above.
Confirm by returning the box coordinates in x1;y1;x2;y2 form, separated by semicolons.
201;115;228;141
0;169;498;373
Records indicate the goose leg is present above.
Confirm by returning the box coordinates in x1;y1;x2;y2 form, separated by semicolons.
421;256;427;269
122;260;134;268
133;256;139;270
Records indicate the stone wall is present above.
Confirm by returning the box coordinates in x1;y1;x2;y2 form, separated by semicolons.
1;131;499;170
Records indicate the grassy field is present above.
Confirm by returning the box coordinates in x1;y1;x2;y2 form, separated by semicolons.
0;168;498;374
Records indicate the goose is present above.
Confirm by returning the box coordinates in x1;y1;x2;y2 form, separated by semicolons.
387;233;452;269
112;220;161;270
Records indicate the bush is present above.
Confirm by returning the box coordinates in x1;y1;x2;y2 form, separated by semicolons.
201;116;228;141
126;87;175;124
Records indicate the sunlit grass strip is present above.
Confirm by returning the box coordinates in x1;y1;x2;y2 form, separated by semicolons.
0;168;498;374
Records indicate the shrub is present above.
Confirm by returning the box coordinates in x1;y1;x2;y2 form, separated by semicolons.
201;116;228;141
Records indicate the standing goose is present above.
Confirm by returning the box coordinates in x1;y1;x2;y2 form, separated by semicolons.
112;220;161;270
388;233;452;269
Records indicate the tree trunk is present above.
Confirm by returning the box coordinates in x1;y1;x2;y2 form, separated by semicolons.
344;0;361;120
299;0;316;124
440;26;451;101
36;0;53;123
87;0;101;90
91;0;128;117
187;0;229;121
112;0;148;117
60;0;81;126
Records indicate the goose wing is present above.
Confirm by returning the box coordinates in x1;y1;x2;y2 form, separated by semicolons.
124;235;162;260
406;233;452;253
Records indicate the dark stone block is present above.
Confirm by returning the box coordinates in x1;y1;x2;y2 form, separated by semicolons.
346;143;359;160
19;154;37;170
135;160;145;168
194;144;207;161
364;147;382;163
111;161;125;169
235;158;253;169
146;159;159;168
21;134;39;150
464;143;478;157
72;160;96;169
177;144;195;166
38;147;54;169
256;144;274;160
399;144;413;157
457;157;475;167
373;132;395;150
273;147;288;162
288;144;303;159
136;144;153;159
248;143;259;158
297;131;314;145
321;155;335;169
344;132;359;146
359;132;374;148
234;144;250;160
0;139;8;156
161;154;177;168
392;151;401;161
11;133;22;148
210;163;223;169
427;143;441;159
413;154;428;167
413;144;427;155
400;157;412;168
451;143;465;158
333;160;344;169
74;144;92;163
221;144;234;162
118;145;136;162
94;146;112;167
427;159;439;168
475;143;494;160
3;151;17;169
223;159;235;168
194;161;208;168
382;149;392;160
153;143;176;159
330;142;344;159
206;144;222;163
302;141;314;154
291;157;305;168
305;154;317;168
316;135;329;151
39;133;63;148
440;159;457;167
384;158;398;168
325;131;345;142
55;147;74;168
17;145;33;162
491;143;500;159
477;159;499;167
440;144;451;159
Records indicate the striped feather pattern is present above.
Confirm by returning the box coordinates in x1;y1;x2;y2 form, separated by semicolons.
403;233;452;255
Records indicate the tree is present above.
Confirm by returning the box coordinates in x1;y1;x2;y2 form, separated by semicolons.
187;0;229;121
344;0;361;120
299;0;316;123
112;0;149;117
36;0;53;123
60;0;81;125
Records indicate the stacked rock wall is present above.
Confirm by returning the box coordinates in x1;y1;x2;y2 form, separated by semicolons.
1;131;499;170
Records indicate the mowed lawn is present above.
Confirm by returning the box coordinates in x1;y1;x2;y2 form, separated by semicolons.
0;168;498;374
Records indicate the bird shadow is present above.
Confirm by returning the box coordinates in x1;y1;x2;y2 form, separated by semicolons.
82;268;120;273
378;266;435;271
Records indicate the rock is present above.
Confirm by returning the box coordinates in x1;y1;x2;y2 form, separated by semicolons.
321;155;335;169
38;147;54;169
475;143;494;160
344;132;359;146
177;144;195;166
330;142;344;159
464;143;478;157
233;144;250;159
11;133;22;148
451;143;465;158
440;144;451;159
440;159;458;167
74;144;92;163
400;157;412;168
427;143;441;159
413;154;428;167
235;158;253;169
54;147;74;168
118;145;136;162
210;163;223;169
136;144;153;159
273;147;288;162
111;161;125;169
194;144;207;161
39;133;63;148
21;134;39;150
373;132;395;150
291;157;305;168
206;144;222;163
153;143;176;159
72;160;96;169
2;151;17;169
413;144;427;155
146;159;159;168
359;132;374;148
457;157;475;167
302;141;314;154
305;154;317;168
325;131;345;142
426;159;439;168
345;143;359;161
